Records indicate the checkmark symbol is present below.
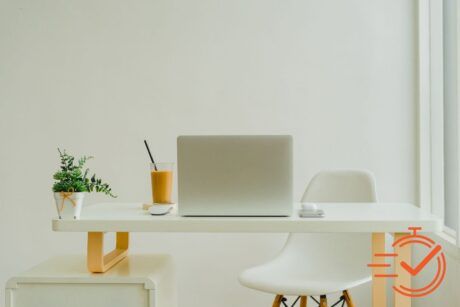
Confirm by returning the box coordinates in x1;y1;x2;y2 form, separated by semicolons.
400;244;442;276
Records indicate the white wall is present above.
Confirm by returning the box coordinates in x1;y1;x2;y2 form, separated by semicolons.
0;0;421;306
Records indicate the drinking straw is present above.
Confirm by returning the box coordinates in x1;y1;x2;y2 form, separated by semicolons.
143;140;158;171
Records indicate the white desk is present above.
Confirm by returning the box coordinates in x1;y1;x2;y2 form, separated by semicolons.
53;202;441;233
52;202;442;307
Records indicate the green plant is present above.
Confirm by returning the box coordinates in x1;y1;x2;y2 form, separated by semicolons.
52;149;116;197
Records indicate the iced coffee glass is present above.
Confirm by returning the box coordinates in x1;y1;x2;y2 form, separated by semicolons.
150;162;174;204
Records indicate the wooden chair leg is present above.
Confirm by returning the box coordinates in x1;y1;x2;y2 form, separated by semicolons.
300;296;307;307
343;290;355;307
272;294;283;307
319;295;327;307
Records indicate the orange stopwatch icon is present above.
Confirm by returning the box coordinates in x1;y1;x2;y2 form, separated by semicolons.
368;227;447;298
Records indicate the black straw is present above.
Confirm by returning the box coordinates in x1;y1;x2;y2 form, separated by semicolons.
143;140;157;171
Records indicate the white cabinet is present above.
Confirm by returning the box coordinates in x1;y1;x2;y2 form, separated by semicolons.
6;255;176;307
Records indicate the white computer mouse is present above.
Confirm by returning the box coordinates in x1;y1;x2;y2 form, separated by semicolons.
301;202;318;212
149;205;173;215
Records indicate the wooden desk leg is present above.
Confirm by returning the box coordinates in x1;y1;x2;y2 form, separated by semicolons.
394;233;411;307
372;233;387;307
87;232;129;273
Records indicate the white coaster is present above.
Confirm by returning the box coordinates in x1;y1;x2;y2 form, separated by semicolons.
298;209;325;218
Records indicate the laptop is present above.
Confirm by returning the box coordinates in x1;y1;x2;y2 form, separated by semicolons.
177;135;293;216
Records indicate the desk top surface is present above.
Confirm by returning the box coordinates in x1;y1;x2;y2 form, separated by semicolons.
52;202;442;233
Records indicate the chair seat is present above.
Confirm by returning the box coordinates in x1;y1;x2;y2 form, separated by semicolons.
238;171;378;300
239;262;371;296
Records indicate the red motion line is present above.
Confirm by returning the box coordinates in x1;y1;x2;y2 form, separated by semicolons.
374;253;398;257
367;263;391;268
374;274;398;278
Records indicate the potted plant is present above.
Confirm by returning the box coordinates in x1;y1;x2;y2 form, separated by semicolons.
52;149;116;219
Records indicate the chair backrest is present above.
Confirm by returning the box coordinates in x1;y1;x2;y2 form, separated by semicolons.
275;170;377;279
301;170;377;203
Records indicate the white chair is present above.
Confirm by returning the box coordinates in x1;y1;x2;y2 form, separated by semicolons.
239;170;377;307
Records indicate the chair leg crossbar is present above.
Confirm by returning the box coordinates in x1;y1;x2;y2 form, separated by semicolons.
279;296;300;307
273;291;354;307
329;296;346;307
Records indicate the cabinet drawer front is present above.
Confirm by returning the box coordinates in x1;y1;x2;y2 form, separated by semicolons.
11;283;150;307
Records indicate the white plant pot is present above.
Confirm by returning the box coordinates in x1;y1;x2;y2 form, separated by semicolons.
54;192;85;219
